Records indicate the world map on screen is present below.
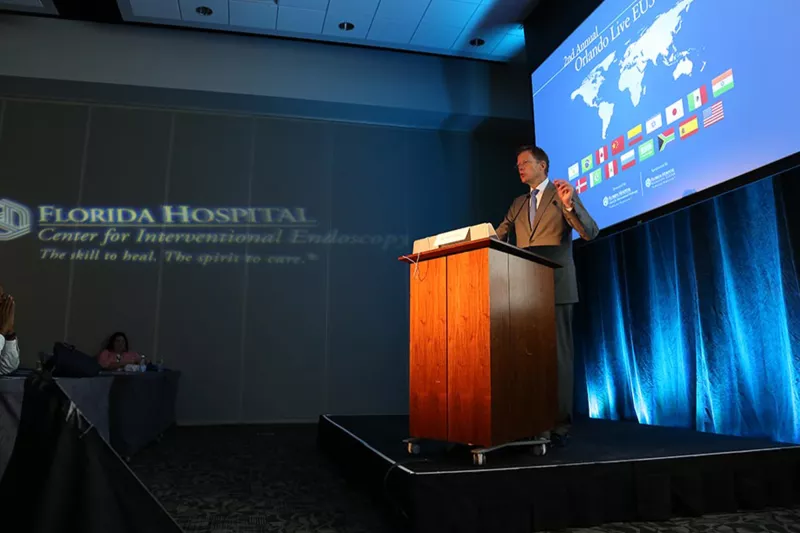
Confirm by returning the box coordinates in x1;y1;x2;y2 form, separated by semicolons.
532;0;799;235
570;0;698;140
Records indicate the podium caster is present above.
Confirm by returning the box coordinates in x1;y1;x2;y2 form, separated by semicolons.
407;442;421;455
532;443;547;456
473;452;487;466
404;438;421;455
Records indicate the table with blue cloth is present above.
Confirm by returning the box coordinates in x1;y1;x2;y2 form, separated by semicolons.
0;369;180;478
103;370;181;459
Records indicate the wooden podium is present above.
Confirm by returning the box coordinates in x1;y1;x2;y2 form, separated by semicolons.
399;232;561;449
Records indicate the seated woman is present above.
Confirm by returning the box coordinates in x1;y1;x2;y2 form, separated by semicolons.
97;332;141;370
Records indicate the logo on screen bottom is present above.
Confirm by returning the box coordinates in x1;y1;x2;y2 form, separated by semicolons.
0;199;33;242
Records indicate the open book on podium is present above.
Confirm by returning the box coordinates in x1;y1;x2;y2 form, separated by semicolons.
399;224;561;450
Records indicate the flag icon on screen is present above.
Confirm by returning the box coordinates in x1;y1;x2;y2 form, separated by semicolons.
679;115;699;139
687;85;708;112
606;159;618;179
581;154;594;172
627;124;643;145
712;69;734;97
611;135;624;155
590;168;603;187
568;162;580;180
665;99;685;125
658;127;675;151
621;149;636;170
575;177;588;194
595;145;609;165
638;138;655;162
645;113;663;134
703;101;725;127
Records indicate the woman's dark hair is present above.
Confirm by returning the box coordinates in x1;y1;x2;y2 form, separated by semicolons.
106;332;129;352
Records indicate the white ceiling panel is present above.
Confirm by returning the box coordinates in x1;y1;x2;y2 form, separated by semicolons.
453;25;504;53
278;0;329;9
422;0;477;28
0;0;58;13
276;5;325;33
1;0;42;6
410;22;462;50
230;0;277;30
323;0;378;38
374;0;429;22
118;0;537;62
327;0;379;15
322;10;373;38
366;18;416;44
179;0;229;24
131;0;181;19
479;2;526;26
491;31;524;57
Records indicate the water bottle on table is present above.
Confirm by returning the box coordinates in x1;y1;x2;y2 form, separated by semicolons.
140;355;147;373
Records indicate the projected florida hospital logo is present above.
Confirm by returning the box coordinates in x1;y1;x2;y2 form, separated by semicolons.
0;198;408;267
0;199;32;242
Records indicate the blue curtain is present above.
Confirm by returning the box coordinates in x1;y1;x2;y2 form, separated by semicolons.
574;169;800;444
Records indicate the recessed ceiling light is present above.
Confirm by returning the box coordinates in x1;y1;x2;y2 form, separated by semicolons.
196;6;213;16
338;21;355;31
469;38;486;47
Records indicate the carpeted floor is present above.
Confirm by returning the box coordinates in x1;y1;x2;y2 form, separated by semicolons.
129;425;800;533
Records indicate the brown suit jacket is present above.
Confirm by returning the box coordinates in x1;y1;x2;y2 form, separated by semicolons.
495;181;599;304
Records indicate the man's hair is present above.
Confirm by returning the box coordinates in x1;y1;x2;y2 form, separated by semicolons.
516;145;549;176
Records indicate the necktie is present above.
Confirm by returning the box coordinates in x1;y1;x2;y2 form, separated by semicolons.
529;189;538;229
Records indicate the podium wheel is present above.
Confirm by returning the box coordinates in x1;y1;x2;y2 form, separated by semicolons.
473;453;486;466
407;442;421;455
532;444;547;456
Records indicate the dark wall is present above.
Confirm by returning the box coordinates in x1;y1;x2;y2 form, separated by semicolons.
523;0;603;75
0;87;527;424
0;14;534;131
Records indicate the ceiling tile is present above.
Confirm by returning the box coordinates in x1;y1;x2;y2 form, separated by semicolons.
277;0;329;9
366;18;416;44
230;1;278;30
411;22;462;49
491;32;525;57
327;0;378;16
480;3;525;26
463;2;493;27
422;0;478;28
178;0;228;23
480;0;527;5
374;0;429;21
452;26;505;51
277;6;326;33
322;0;378;38
1;0;42;6
322;10;374;38
130;0;181;19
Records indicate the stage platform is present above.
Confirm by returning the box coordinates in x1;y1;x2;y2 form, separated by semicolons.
318;414;800;533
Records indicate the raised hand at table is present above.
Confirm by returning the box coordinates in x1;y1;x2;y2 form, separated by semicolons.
0;293;15;336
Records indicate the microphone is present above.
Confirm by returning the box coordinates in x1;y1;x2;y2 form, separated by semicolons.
504;191;532;243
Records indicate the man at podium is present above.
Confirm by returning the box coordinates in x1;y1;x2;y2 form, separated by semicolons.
494;145;598;444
